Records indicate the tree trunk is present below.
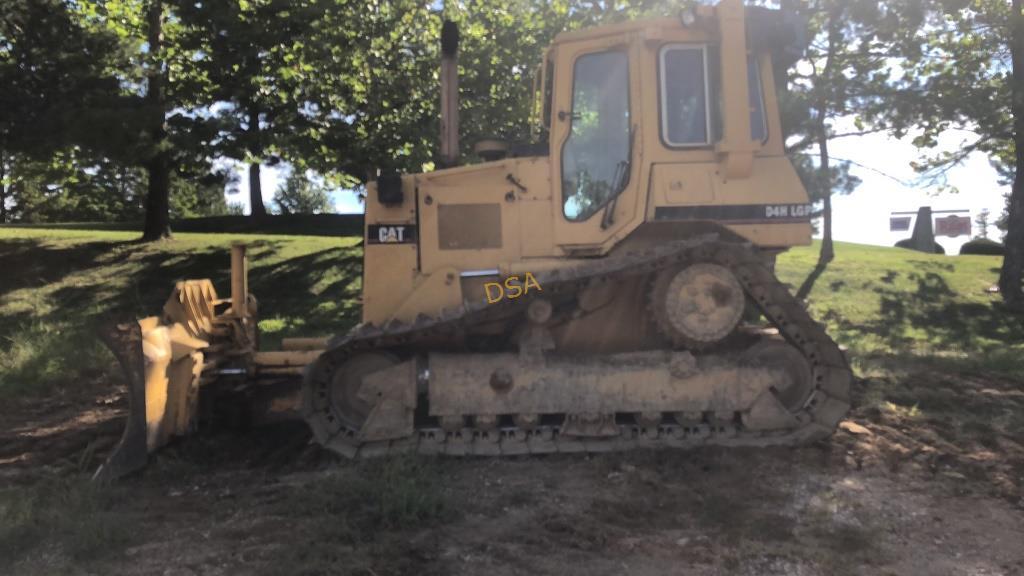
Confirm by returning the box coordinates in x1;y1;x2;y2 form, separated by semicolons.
817;127;835;265
143;154;170;239
141;0;172;241
0;148;7;223
1000;0;1024;309
248;162;265;218
247;109;266;218
796;8;841;300
796;116;835;300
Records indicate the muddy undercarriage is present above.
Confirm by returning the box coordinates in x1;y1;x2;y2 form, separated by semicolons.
302;236;852;458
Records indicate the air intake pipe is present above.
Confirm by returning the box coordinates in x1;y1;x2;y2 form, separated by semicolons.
440;20;460;167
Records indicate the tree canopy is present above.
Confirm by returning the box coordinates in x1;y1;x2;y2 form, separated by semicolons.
854;0;1024;305
273;170;333;215
0;0;1021;305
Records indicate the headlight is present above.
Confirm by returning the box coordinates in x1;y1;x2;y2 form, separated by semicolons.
679;8;698;27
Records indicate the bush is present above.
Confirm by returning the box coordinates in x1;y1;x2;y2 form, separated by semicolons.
959;238;1005;255
894;239;945;254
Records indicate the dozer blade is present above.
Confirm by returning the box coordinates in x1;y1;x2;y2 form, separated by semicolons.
94;316;210;481
93;321;149;481
93;244;318;480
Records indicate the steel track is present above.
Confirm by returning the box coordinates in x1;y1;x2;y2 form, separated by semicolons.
302;235;852;458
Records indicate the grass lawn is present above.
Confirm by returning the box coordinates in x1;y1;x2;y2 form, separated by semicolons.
776;241;1024;379
0;228;362;397
0;227;1020;398
2;228;1023;576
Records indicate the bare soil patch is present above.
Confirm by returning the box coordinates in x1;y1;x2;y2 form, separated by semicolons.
2;370;1023;576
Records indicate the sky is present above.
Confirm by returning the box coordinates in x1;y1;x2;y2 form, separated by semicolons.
230;119;1009;255
825;118;1008;254
227;166;365;215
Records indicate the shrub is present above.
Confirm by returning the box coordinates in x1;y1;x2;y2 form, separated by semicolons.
894;239;945;254
959;238;1005;256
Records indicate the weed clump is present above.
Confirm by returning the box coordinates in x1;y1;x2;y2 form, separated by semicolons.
285;455;450;540
0;476;133;571
260;456;450;576
0;320;110;397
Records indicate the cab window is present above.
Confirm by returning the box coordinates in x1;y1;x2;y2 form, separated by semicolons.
661;45;769;145
747;55;767;142
561;51;631;221
660;45;709;146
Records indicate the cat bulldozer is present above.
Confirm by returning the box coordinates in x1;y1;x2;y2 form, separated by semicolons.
96;0;851;480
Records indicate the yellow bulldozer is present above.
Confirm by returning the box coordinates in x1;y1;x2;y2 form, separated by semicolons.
96;0;851;479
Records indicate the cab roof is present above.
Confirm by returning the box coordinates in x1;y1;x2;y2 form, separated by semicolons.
550;7;718;47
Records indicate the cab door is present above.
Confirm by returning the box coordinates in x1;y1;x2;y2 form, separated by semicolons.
550;36;643;251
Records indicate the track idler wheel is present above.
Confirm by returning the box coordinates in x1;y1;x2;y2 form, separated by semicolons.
741;340;814;412
649;262;746;349
302;351;400;443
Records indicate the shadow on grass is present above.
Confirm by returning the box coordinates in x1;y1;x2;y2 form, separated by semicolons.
830;270;1024;354
0;236;363;398
249;247;363;345
0;238;132;299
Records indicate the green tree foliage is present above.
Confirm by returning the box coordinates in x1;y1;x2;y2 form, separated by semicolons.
450;1;573;151
1;148;228;222
867;1;1011;183
781;0;926;298
865;0;1024;308
1;0;235;230
18;0;1019;283
273;170;333;214
294;0;693;184
997;195;1010;235
3;0;707;229
0;0;144;225
293;0;440;182
169;170;232;219
172;0;329;217
0;0;139;160
975;208;991;240
1;151;144;222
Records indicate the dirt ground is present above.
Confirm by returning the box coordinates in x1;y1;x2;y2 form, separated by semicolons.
2;370;1024;576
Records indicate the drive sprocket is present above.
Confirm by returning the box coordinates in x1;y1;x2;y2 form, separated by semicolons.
648;262;746;349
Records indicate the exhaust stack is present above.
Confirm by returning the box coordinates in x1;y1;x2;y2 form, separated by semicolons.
440;20;459;167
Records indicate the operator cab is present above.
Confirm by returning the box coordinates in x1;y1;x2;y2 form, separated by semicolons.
360;0;812;324
533;3;810;251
